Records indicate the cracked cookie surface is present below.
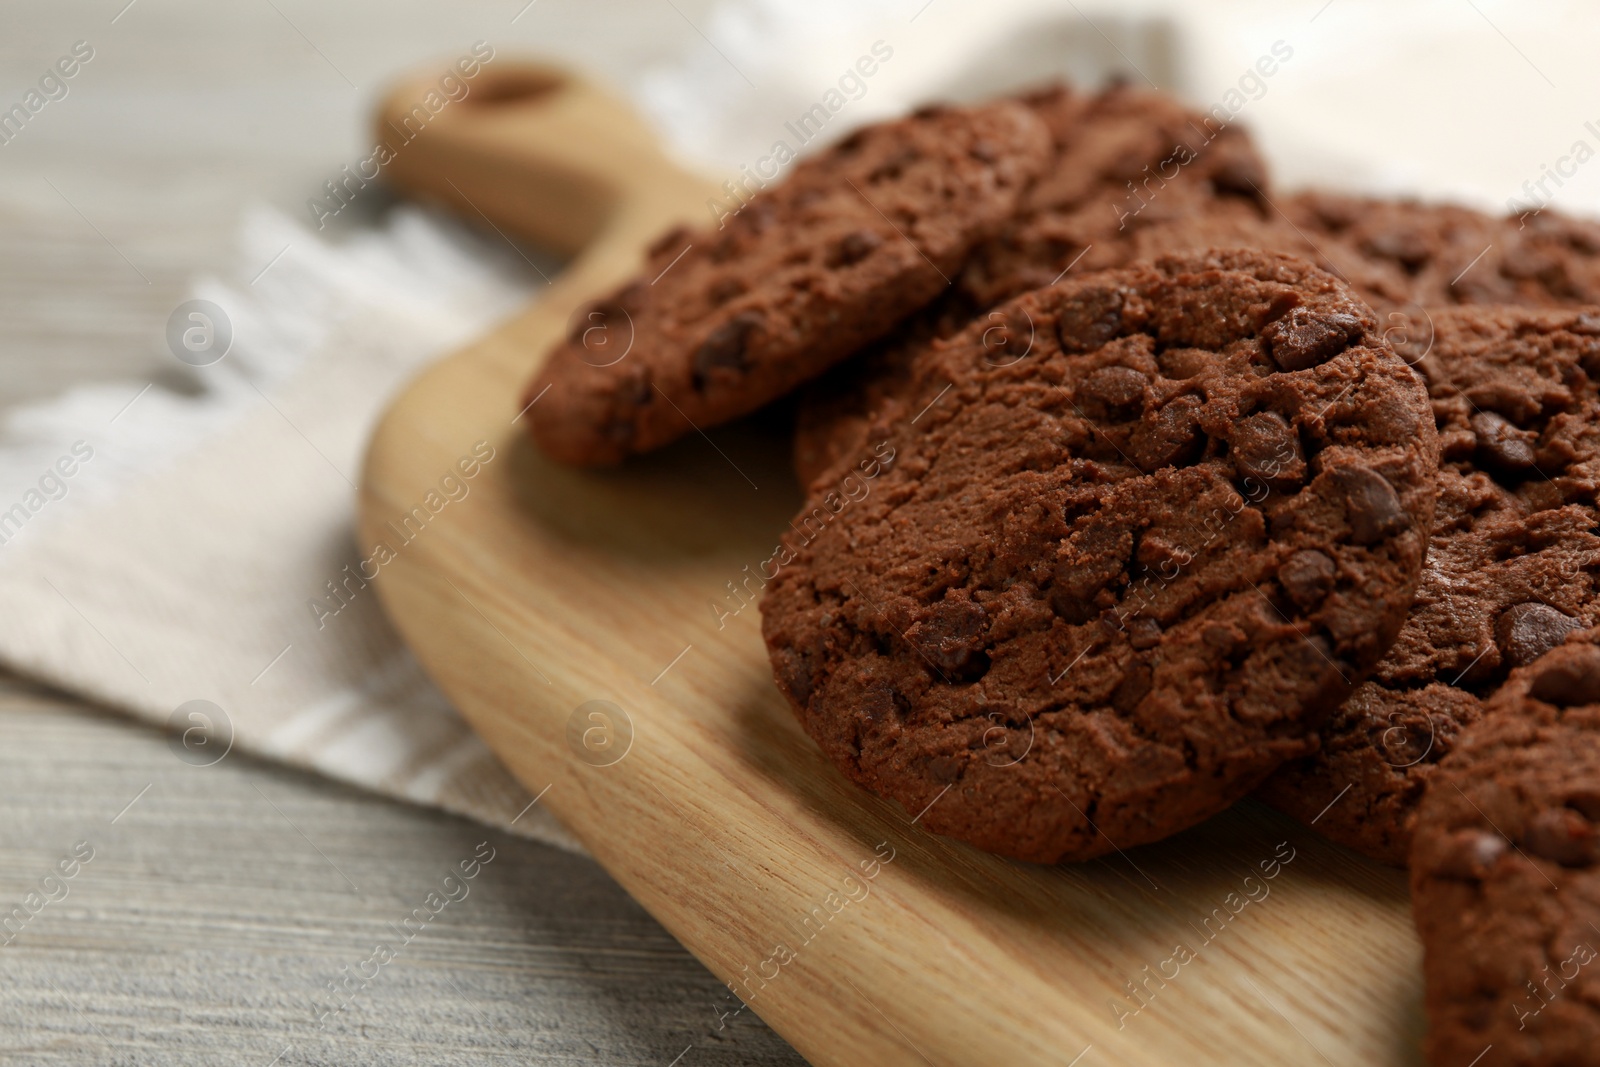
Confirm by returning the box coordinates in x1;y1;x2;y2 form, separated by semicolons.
793;83;1283;487
955;83;1274;310
1258;307;1600;865
761;249;1438;862
525;99;1051;465
1285;192;1600;311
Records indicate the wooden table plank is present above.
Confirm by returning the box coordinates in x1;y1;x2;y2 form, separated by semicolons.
0;680;803;1065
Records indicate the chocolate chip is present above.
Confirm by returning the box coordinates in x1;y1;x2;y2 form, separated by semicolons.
1112;662;1152;712
1529;646;1600;706
1208;154;1266;199
1055;287;1125;353
647;226;693;260
1573;313;1600;336
868;148;919;184
1567;789;1600;823
1470;410;1537;473
828;229;883;268
858;683;904;724
1499;245;1556;282
1303;197;1359;231
913;596;990;681
1128;617;1162;650
1051;525;1131;624
835;129;867;155
969;138;1000;164
1565;226;1600;255
1049;586;1098;625
707;276;748;306
1495;603;1582;669
1362;230;1432;273
1263;290;1302;325
1076;365;1148;422
776;648;815;706
1435;829;1507;881
1129;395;1204;473
925;754;963;784
692;311;763;385
1524;807;1597;867
1231;411;1306;487
1336;467;1408;545
1263;307;1363;371
1280;549;1336;611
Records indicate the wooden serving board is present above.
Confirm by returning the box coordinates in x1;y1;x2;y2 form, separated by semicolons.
359;63;1424;1067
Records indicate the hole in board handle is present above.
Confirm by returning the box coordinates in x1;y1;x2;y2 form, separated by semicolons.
461;69;567;108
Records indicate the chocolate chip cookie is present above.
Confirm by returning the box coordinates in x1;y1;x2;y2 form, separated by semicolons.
789;89;1600;491
790;291;975;489
792;83;1284;486
1258;307;1600;865
1136;192;1600;319
957;83;1274;308
1410;632;1600;1066
1285;191;1600;310
761;249;1438;863
525;100;1051;465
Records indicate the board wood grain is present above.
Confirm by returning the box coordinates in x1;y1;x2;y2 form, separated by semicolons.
359;63;1425;1067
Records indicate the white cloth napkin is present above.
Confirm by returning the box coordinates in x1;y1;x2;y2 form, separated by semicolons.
4;0;1598;851
0;206;578;852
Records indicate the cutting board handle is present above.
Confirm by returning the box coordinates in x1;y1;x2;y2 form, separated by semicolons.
374;60;713;262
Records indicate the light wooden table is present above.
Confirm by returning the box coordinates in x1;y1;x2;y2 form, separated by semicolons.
0;2;801;1062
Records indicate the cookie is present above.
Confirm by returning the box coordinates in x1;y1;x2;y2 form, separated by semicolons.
790;292;974;489
792;83;1282;485
1257;307;1600;865
957;83;1274;308
1121;207;1417;318
1286;192;1600;311
1410;632;1600;1066
761;249;1438;863
525;100;1051;465
1147;192;1600;317
792;90;1600;489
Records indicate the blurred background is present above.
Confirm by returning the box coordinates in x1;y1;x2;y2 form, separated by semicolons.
3;0;1598;1063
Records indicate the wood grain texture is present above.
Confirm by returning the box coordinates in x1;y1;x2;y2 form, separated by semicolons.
360;65;1428;1067
0;679;803;1066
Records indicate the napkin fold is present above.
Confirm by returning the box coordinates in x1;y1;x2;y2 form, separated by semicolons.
0;204;578;853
